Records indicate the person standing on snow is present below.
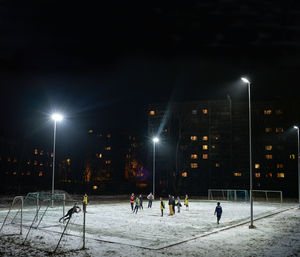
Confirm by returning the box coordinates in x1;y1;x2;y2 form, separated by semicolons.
184;194;189;211
130;193;135;211
133;196;141;214
214;202;223;224
147;192;154;208
160;197;165;217
176;196;181;213
172;196;176;215
168;195;174;215
139;194;143;210
82;193;88;213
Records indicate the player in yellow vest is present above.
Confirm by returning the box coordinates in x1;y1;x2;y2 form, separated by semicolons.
83;194;88;213
160;197;165;217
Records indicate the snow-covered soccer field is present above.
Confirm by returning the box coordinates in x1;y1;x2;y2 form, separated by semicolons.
0;199;297;256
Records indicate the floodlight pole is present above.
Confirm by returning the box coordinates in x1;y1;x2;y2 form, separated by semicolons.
242;78;254;228
247;81;254;228
153;140;156;199
295;126;300;209
52;120;57;207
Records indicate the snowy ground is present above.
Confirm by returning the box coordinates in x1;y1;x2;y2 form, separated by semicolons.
0;199;300;256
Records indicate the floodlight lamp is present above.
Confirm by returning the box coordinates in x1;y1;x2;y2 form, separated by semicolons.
51;113;63;122
294;126;299;130
153;137;159;143
241;77;250;84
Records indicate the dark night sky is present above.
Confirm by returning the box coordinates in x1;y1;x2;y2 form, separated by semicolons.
1;1;300;152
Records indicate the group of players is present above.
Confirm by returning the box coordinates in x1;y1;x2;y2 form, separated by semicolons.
130;193;223;224
58;193;223;225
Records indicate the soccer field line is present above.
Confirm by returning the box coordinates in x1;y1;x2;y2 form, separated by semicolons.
155;206;296;250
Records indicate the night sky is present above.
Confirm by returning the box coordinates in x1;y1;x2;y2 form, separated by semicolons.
1;1;300;152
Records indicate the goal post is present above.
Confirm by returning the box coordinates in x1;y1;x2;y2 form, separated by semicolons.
208;189;249;201
0;196;23;235
252;190;283;204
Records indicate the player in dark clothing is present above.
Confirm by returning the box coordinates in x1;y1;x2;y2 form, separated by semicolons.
214;202;223;224
59;205;81;222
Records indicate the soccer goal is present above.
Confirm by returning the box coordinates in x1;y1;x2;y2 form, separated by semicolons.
208;189;249;201
0;196;24;235
252;190;283;203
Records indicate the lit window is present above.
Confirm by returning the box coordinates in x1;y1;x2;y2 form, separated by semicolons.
107;134;111;138
7;157;11;162
149;110;155;116
276;128;284;133
277;173;285;178
215;163;220;167
27;161;30;165
202;154;208;159
203;145;208;150
34;160;38;166
34;149;38;155
202;109;208;114
40;150;44;156
88;129;93;134
13;158;17;163
66;158;71;165
182;172;188;177
98;153;102;159
255;163;260;169
290;154;296;159
51;153;54;158
266;173;273;178
93;185;98;190
192;110;197;115
212;145;216;149
12;171;17;175
38;172;43;177
275;109;283;115
39;163;43;166
215;136;220;141
105;160;111;164
277;164;284;169
26;171;31;176
255;173;261;178
265;154;273;160
190;154;198;159
202;136;208;141
265;145;272;151
190;136;198;141
264;109;272;115
265;128;272;133
191;163;198;168
105;146;111;151
233;172;242;177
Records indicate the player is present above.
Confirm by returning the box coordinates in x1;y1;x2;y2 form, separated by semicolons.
82;193;88;213
176;196;182;213
184;194;189;211
133;197;140;214
147;192;154;208
214;202;223;224
160;197;165;217
59;204;81;222
130;193;135;211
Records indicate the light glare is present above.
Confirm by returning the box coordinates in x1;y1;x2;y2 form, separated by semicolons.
241;77;250;84
51;113;63;122
294;126;299;130
153;137;159;143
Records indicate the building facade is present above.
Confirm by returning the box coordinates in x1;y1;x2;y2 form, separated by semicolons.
148;98;299;197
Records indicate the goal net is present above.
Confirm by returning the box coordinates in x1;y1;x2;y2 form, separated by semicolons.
252;190;283;203
11;192;66;226
208;189;249;201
